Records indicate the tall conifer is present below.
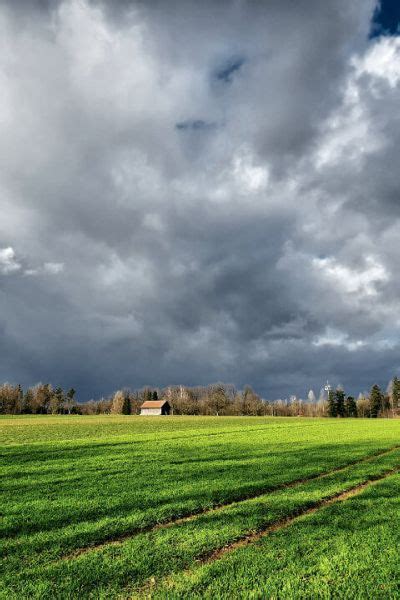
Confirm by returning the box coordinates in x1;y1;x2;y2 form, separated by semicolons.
370;384;383;418
327;389;337;417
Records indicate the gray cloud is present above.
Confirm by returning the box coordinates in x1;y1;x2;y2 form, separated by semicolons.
175;120;217;131
1;0;399;400
213;56;246;83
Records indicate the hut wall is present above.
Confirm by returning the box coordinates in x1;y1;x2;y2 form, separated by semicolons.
140;408;162;416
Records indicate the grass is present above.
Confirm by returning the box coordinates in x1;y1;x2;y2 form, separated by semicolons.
155;473;400;599
1;415;400;598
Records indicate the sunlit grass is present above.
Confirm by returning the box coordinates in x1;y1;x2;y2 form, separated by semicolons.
1;415;399;598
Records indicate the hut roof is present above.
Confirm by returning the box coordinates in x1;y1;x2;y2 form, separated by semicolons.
140;400;169;409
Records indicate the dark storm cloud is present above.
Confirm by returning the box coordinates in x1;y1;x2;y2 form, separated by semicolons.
1;0;399;400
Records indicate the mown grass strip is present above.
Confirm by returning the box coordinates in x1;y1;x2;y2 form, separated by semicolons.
3;447;400;600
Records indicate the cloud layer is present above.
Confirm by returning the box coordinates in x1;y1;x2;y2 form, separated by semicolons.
0;0;399;399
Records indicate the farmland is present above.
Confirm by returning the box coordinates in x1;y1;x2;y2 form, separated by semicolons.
1;416;400;598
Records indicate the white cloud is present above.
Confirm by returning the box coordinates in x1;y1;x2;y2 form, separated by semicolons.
22;261;64;276
314;39;398;170
355;36;400;88
43;262;64;274
312;255;388;297
232;150;269;194
313;328;365;351
0;246;21;274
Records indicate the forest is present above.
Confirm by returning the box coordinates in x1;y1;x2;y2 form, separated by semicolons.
1;378;399;418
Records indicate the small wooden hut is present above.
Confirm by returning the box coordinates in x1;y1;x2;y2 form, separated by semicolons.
140;399;171;416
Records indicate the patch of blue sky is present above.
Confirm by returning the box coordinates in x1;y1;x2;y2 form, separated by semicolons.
370;0;400;38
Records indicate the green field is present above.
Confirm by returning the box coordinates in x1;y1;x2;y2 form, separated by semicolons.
1;415;400;598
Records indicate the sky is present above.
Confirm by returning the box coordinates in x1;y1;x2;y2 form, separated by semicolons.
0;0;399;401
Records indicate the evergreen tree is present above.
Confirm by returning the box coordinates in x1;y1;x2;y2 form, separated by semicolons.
122;394;131;415
344;396;357;417
327;389;337;417
152;390;158;401
392;376;400;409
382;394;391;415
370;384;383;418
335;389;345;417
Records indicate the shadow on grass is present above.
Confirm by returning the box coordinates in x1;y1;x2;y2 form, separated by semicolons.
3;442;397;543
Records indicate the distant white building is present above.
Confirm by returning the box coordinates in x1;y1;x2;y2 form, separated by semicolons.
140;399;171;416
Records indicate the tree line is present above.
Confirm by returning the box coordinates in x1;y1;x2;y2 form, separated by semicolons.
0;383;77;415
326;381;400;418
1;378;399;417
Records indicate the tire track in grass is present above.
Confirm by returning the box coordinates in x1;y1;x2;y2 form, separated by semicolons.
62;443;400;560
205;466;400;563
138;466;400;599
9;451;400;600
